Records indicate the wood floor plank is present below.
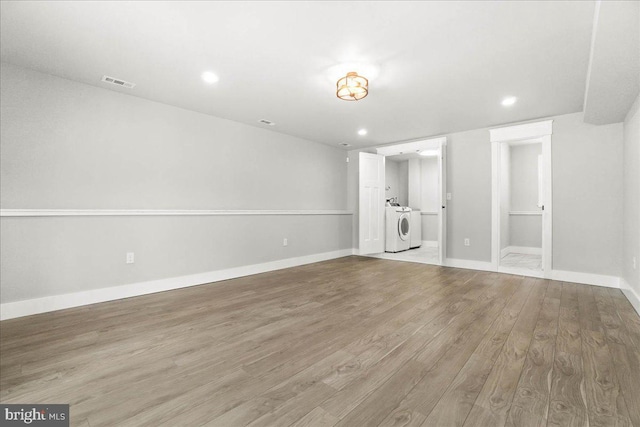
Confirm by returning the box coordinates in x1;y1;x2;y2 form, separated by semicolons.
505;280;561;427
318;272;510;419
423;275;534;427
608;289;640;349
204;350;351;427
593;287;640;427
333;360;429;427
547;282;589;427
376;275;520;424
289;407;339;427
577;285;632;427
462;278;549;427
1;257;639;427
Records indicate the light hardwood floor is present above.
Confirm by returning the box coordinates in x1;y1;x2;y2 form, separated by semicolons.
1;256;639;427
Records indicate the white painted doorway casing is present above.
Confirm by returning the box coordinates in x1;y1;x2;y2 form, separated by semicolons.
372;137;447;265
358;152;386;255
490;120;553;278
438;142;447;265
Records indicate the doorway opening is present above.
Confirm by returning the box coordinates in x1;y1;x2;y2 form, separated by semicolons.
491;120;553;278
358;137;446;266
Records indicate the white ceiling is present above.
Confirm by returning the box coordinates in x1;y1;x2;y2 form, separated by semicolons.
583;1;640;125
1;1;599;149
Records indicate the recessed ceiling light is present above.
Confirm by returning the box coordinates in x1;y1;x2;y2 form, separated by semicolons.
357;129;368;136
501;96;517;106
201;71;219;84
339;142;351;147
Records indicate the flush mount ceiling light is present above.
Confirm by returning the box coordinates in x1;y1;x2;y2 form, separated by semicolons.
337;72;368;101
501;96;517;106
201;71;219;84
357;129;368;136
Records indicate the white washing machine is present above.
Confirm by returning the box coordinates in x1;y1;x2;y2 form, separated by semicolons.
385;206;411;252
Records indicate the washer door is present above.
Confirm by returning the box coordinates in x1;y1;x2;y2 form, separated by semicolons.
398;213;411;241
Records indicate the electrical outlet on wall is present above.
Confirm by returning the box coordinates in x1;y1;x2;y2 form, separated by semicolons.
464;238;470;246
283;238;288;247
633;256;637;270
126;252;135;264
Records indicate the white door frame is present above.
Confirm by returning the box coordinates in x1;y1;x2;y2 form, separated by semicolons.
374;137;447;265
490;120;553;278
438;141;447;265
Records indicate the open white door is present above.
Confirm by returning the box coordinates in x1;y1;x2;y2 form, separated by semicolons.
359;152;385;255
438;143;447;265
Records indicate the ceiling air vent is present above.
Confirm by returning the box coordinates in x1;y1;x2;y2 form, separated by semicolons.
101;75;136;89
258;119;275;126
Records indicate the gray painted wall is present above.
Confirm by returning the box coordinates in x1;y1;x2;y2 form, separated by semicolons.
384;159;409;207
0;63;346;210
509;216;542;248
0;63;351;303
420;157;439;241
420;158;439;212
509;143;542;248
421;215;439;242
349;112;624;278
552;113;623;276
623;94;640;295
1;215;352;302
446;113;623;274
407;159;421;210
398;161;409;207
446;128;493;261
510;144;542;211
385;160;401;204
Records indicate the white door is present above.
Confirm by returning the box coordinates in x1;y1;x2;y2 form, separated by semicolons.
359;152;385;255
438;144;447;265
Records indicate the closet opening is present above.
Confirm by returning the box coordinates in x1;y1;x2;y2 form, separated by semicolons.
491;120;553;278
358;137;446;266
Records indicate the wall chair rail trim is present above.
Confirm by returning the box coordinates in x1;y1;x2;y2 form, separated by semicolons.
0;209;354;217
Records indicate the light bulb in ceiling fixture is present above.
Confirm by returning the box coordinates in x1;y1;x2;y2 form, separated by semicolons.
201;71;219;84
357;129;368;136
501;96;517;106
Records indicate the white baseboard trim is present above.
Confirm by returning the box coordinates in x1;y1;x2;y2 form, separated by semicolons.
0;249;353;321
443;258;494;272
422;240;438;247
620;278;640;316
498;266;545;278
439;259;621;289
550;270;620;289
500;246;542;258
